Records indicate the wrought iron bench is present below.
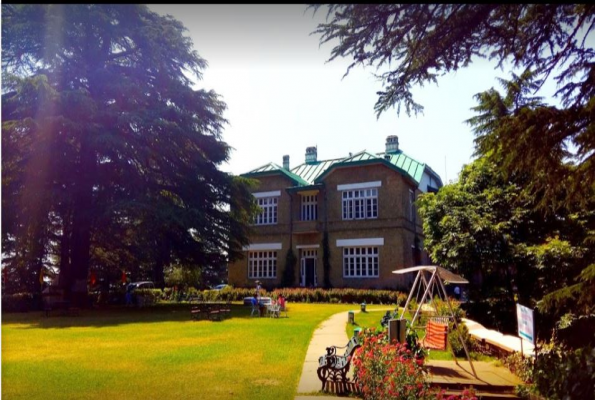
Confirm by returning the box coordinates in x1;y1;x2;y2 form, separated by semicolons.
380;308;399;328
317;334;361;391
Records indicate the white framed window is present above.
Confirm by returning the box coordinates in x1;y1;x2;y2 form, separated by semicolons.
342;188;378;220
301;195;318;221
343;247;379;278
255;196;278;225
409;189;416;222
248;251;277;279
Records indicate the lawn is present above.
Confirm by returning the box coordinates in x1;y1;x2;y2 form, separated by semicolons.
2;302;355;400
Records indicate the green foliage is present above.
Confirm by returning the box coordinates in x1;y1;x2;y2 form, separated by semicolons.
533;343;595;400
405;321;427;359
1;292;39;312
448;323;474;358
164;265;201;289
311;4;595;207
156;287;407;305
353;328;432;400
433;297;465;322
281;248;297;287
352;328;475;400
502;352;534;384
1;5;256;299
417;158;594;335
134;289;162;306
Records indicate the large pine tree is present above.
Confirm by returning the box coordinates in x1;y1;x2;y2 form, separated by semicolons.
2;5;255;304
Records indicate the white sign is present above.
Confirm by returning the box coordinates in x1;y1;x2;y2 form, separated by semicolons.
516;303;534;345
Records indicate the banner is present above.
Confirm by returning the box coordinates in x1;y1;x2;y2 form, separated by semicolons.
516;303;534;345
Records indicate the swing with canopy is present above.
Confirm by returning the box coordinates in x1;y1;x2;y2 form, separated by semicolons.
392;265;477;378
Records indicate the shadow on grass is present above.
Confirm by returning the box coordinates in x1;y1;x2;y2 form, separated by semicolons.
2;303;264;329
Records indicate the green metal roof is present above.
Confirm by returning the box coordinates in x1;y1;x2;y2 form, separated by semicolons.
242;163;310;186
242;149;435;188
290;158;343;184
309;150;426;185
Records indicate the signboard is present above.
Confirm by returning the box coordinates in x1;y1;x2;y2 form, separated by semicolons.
516;303;534;345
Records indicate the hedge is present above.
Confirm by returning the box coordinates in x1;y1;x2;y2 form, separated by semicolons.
167;287;408;305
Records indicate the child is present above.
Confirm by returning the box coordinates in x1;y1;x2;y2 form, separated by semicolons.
278;294;286;310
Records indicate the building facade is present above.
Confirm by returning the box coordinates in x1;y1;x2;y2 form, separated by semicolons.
228;136;443;290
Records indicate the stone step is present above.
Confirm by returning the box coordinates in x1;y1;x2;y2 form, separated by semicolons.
437;389;520;400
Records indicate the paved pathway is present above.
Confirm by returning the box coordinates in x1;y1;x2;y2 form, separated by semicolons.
295;309;526;400
295;307;392;399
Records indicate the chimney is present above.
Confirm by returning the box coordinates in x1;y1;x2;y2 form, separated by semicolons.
385;135;399;153
305;146;317;164
283;155;290;170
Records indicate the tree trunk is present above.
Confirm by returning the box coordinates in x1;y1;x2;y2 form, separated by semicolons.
68;137;96;307
152;240;170;290
58;212;72;292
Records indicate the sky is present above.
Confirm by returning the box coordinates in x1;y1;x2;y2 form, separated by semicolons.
149;4;561;184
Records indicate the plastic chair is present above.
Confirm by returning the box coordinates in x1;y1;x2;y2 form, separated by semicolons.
268;304;281;318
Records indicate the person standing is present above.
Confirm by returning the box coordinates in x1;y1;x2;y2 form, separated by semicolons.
454;286;461;301
255;280;262;300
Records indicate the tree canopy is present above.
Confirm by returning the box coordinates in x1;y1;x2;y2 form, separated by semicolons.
418;157;594;339
312;4;595;208
2;5;256;301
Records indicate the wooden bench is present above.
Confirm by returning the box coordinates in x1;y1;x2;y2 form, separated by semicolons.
190;304;209;320
317;334;361;391
191;302;230;321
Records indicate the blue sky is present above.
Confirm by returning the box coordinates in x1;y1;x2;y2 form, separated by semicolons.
150;4;561;184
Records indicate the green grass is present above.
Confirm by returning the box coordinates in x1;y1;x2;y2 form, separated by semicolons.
2;303;355;400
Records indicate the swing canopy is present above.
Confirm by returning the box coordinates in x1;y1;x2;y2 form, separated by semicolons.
392;265;468;284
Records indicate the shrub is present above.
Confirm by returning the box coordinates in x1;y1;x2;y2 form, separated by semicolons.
434;297;465;321
353;329;477;400
533;343;595;400
502;352;533;383
134;289;162;306
448;323;475;358
353;329;432;400
157;287;409;305
2;292;39;312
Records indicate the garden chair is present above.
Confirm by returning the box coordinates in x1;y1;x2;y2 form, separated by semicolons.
268;303;281;318
317;333;361;391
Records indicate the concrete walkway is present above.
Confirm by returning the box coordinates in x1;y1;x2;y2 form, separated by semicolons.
295;309;527;400
295;307;392;399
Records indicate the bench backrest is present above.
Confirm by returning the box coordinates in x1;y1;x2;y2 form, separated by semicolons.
344;336;360;357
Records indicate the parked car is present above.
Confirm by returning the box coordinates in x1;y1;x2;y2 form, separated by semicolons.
129;281;155;291
211;284;229;291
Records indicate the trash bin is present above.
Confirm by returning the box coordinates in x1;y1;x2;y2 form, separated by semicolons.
360;301;367;312
348;310;355;324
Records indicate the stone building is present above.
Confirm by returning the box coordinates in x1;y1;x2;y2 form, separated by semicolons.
228;136;443;290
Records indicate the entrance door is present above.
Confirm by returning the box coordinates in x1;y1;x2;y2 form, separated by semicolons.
305;259;315;287
301;249;317;287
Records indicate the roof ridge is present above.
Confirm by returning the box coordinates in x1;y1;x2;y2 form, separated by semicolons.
247;162;276;173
